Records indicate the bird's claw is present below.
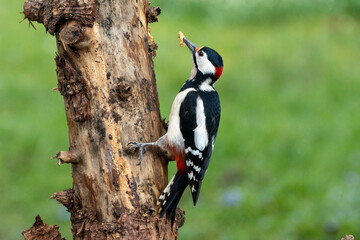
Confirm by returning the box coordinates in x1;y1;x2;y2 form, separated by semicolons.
127;141;146;165
127;142;141;151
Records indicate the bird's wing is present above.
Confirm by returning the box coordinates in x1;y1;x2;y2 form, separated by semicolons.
180;90;220;205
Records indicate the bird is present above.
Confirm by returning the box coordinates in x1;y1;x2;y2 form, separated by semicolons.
128;33;223;222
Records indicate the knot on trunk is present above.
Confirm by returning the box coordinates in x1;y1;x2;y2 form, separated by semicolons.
59;21;93;50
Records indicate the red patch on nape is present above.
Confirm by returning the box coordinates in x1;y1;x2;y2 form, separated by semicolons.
214;66;223;80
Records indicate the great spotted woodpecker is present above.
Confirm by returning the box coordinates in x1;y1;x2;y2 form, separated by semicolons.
128;34;223;221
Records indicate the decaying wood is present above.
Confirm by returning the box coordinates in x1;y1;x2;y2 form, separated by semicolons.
50;189;76;210
23;0;96;35
51;150;83;165
146;6;161;23
22;0;184;239
22;215;64;240
58;21;93;50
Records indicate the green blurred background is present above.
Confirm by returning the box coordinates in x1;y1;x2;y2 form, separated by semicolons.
1;0;360;239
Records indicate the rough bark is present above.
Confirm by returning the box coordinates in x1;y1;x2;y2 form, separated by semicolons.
22;215;64;240
22;0;184;239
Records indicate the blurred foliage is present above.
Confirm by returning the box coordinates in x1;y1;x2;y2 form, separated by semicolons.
155;0;360;23
1;0;360;239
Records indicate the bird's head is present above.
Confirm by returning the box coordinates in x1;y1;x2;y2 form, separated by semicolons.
183;37;223;81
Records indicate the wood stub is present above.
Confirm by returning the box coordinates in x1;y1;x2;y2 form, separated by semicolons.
23;0;97;35
50;189;76;210
22;215;64;240
51;150;83;165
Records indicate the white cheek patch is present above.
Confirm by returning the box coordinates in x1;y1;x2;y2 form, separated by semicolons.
196;52;215;75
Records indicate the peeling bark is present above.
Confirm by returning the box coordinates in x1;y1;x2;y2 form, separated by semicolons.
23;0;183;239
147;6;161;23
22;215;64;240
54;53;91;122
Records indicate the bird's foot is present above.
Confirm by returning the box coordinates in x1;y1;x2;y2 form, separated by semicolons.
127;141;154;165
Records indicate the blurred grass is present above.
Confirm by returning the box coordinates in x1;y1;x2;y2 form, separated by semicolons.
1;0;360;239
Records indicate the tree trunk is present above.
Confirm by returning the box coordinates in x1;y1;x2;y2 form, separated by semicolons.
22;0;184;239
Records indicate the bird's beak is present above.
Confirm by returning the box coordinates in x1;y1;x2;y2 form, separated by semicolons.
183;37;197;55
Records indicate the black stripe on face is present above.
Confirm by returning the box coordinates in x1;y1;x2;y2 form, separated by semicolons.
193;54;198;69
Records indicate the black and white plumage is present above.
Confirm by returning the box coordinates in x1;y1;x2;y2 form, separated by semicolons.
179;76;221;205
128;35;223;222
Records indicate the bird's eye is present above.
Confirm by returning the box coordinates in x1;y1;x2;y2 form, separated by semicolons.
198;51;204;57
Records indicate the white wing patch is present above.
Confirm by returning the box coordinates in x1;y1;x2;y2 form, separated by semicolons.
194;97;208;151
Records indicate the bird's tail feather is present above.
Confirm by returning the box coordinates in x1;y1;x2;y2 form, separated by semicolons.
158;171;188;223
